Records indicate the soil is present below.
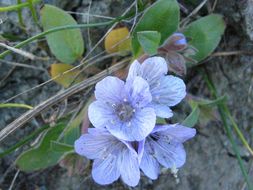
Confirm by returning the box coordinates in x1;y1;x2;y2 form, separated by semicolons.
0;0;253;190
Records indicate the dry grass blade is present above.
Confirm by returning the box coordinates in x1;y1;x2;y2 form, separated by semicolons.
0;59;128;143
180;0;208;27
0;42;47;60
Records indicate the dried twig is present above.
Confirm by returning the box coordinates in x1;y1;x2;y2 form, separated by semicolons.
8;170;20;190
211;50;253;56
180;0;208;27
2;52;122;103
0;42;48;60
0;60;128;143
79;1;136;63
0;59;46;71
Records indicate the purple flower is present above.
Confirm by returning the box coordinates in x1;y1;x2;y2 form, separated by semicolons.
140;124;196;180
74;128;143;186
88;76;156;141
127;57;186;118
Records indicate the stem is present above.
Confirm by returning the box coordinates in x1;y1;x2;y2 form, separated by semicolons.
0;124;50;158
203;71;253;190
17;0;26;28
0;21;114;59
224;105;253;156
0;0;41;12
0;103;33;109
27;0;38;23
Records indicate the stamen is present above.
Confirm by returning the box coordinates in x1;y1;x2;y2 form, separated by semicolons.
115;102;135;122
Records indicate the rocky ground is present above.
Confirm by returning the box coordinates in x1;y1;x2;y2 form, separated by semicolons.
0;0;253;190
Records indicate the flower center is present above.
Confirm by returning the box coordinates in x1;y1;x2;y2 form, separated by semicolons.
115;102;135;122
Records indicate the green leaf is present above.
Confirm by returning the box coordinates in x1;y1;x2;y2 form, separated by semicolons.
189;95;227;108
51;141;74;153
0;124;50;159
198;95;227;107
137;31;161;55
183;14;225;64
187;96;226;127
132;0;179;57
182;105;200;128
15;99;88;172
41;4;84;64
15;123;67;172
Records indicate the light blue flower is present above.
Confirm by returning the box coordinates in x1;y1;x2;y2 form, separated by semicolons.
127;57;186;118
88;76;156;141
140;124;196;180
74;128;143;186
173;32;187;46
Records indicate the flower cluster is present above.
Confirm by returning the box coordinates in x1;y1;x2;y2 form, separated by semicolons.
75;52;196;186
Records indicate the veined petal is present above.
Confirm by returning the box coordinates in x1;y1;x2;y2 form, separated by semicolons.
95;76;126;103
140;140;160;180
121;140;145;164
88;101;117;129
153;140;186;168
141;57;168;87
153;124;196;143
127;60;142;82
151;75;186;106
74;128;118;159
149;103;173;118
107;107;156;141
126;76;152;107
137;140;145;163
120;148;140;187
92;156;120;185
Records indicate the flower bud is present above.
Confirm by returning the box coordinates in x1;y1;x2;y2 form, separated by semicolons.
158;32;187;53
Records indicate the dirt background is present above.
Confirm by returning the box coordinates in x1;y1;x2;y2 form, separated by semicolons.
0;0;253;190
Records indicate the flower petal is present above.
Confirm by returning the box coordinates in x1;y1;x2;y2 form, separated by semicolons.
127;76;152;107
151;75;186;106
95;76;126;103
149;103;173;118
153;124;196;143
140;140;160;180
137;140;145;163
88;101;116;128
92;156;120;185
126;60;142;82
107;107;156;141
141;57;168;87
74;128;116;159
120;140;144;164
120;148;140;187
153;140;186;168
